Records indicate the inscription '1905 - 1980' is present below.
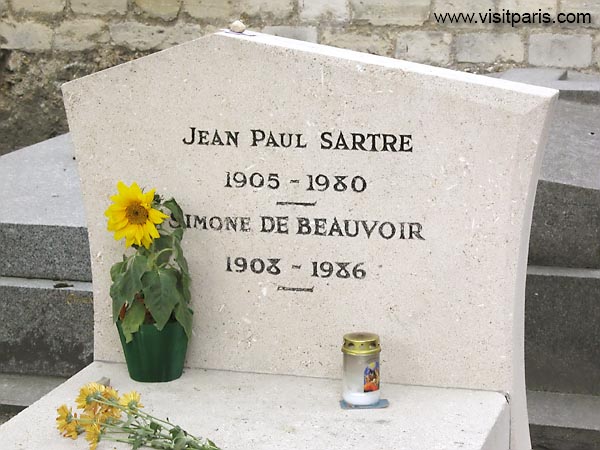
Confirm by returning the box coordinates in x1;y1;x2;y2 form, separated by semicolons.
182;128;413;153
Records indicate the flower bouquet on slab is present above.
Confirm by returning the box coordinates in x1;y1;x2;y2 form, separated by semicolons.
56;382;219;449
105;181;192;382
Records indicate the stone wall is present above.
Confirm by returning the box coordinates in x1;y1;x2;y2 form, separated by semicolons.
1;0;599;155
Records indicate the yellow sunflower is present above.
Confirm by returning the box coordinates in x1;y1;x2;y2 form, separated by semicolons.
104;181;169;249
119;391;143;411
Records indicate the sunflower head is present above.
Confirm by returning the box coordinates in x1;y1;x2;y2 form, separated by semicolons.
104;181;169;249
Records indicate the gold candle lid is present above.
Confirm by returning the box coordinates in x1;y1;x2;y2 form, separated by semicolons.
342;332;381;355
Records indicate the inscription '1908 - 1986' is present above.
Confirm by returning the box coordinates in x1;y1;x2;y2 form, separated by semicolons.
182;128;413;153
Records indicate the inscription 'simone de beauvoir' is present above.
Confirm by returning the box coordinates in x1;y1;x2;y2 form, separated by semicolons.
179;127;423;285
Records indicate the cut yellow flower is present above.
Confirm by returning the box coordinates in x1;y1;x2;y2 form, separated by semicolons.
56;404;80;439
119;391;143;410
84;421;102;450
76;382;106;411
105;181;169;249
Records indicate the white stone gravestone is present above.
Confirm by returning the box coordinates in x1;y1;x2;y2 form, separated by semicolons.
0;31;557;449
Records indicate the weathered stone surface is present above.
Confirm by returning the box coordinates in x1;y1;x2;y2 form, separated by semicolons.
0;277;93;377
528;391;600;432
0;361;510;450
395;31;452;65
299;0;349;22
0;223;91;281
527;99;600;269
240;0;293;18
496;68;600;104
456;32;524;63
540;100;600;192
71;0;127;15
261;25;317;43
0;134;91;281
0;406;24;426
0;373;67;407
109;22;166;50
134;0;181;21
0;49;154;157
595;33;600;69
158;22;205;49
531;424;600;450
0;21;53;51
529;181;600;269
528;390;600;450
320;28;392;55
560;0;600;29
498;0;557;15
349;0;430;26
183;0;233;20
12;0;65;14
529;34;593;68
54;19;108;51
525;267;600;395
0;134;85;228
433;0;494;28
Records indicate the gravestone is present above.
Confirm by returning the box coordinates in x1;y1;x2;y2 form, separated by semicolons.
61;31;557;449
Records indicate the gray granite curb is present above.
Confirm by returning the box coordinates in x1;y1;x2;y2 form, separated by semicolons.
0;277;93;377
0;223;91;281
529;180;600;269
525;267;600;396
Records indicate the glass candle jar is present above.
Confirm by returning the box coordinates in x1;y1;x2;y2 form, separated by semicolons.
342;332;381;406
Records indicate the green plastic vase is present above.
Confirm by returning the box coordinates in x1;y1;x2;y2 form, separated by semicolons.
116;320;188;382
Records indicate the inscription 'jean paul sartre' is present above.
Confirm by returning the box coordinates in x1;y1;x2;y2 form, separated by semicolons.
182;128;413;152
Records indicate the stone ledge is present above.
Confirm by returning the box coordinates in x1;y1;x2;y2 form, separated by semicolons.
525;266;600;395
0;373;66;407
528;390;600;450
0;134;91;281
529;181;600;269
528;390;600;431
0;223;91;281
0;361;510;450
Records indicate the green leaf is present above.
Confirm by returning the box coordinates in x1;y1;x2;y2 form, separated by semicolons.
121;300;146;343
110;260;127;282
151;234;174;266
174;303;193;340
172;227;184;241
173;238;189;274
177;272;191;304
141;268;182;330
163;198;185;231
109;254;148;323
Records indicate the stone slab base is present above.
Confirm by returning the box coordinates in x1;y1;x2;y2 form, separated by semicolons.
0;361;510;450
